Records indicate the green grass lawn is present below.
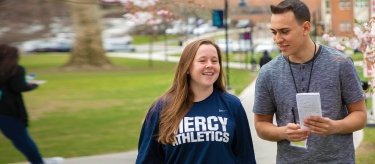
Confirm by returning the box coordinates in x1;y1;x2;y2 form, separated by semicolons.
356;127;375;164
0;54;256;163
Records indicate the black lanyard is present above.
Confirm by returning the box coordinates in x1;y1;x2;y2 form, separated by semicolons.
287;42;317;93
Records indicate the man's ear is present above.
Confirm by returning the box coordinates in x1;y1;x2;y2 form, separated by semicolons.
302;21;311;36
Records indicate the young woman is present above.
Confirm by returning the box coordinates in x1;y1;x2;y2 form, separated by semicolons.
136;39;256;163
0;44;43;163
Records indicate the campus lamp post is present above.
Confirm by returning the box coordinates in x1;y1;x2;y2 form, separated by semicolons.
164;23;168;61
237;0;252;70
157;10;173;62
223;0;248;90
224;0;231;90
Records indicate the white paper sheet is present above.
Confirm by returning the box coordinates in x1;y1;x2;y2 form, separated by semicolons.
296;92;322;128
290;93;322;149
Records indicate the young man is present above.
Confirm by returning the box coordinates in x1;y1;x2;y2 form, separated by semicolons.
252;0;367;163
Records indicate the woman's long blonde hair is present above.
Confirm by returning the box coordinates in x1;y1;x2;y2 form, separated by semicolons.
157;39;226;144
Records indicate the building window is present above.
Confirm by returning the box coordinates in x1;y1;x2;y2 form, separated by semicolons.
339;0;352;10
340;21;352;32
355;0;368;7
326;0;331;14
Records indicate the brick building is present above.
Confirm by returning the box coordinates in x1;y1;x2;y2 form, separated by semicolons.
192;0;373;37
192;0;321;25
322;0;371;37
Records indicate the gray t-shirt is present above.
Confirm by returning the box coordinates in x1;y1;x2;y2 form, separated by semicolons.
253;45;365;163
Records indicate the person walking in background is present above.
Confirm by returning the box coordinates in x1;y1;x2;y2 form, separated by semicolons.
253;0;366;163
0;44;43;163
136;39;256;163
259;50;272;68
0;44;63;164
250;57;257;72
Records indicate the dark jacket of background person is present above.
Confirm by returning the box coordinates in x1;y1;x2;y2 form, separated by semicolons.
0;65;38;126
259;50;272;68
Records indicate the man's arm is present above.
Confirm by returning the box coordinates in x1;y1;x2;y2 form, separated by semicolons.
304;99;367;135
254;114;309;142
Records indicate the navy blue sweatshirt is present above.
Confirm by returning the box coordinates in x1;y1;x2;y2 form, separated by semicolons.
0;65;38;126
136;89;256;164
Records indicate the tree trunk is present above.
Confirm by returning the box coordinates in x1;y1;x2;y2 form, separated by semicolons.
64;0;112;70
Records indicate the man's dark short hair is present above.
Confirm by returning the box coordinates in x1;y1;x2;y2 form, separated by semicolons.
270;0;311;24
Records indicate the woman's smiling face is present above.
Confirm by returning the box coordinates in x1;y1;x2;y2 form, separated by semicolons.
188;44;220;90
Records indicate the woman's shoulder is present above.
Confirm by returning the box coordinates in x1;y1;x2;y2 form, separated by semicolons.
216;90;246;116
218;90;242;106
14;65;26;74
4;65;25;82
144;98;165;121
150;98;166;113
220;91;239;99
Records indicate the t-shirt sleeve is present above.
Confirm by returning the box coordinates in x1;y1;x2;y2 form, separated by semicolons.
340;59;365;104
228;96;256;163
136;100;164;164
253;68;276;115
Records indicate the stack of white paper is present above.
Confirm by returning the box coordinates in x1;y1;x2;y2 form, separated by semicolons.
296;92;322;128
291;93;322;149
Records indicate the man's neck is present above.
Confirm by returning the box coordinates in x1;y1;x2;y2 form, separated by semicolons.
288;41;317;64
